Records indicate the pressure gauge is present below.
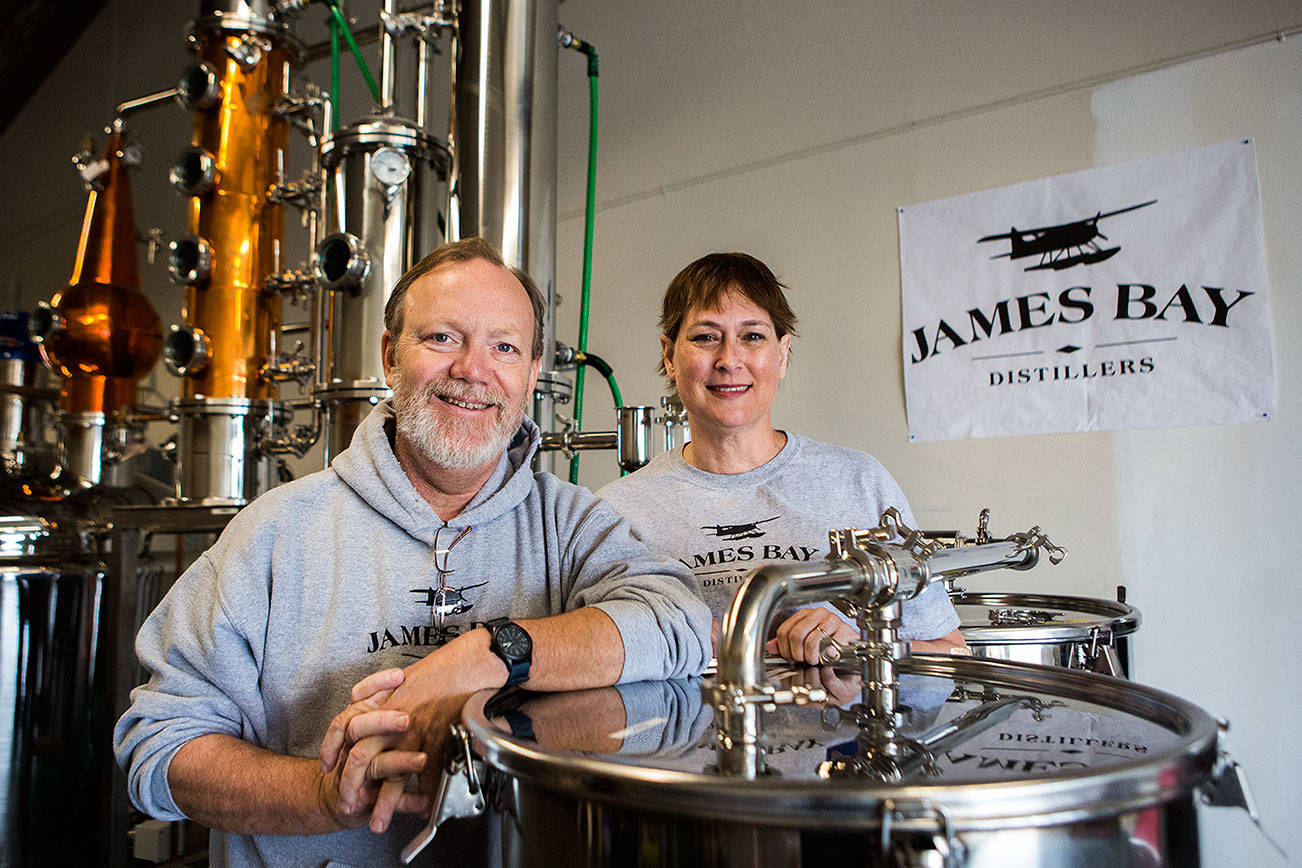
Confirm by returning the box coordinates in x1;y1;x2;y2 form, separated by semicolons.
371;147;411;187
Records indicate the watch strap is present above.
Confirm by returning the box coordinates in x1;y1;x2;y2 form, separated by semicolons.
487;617;532;687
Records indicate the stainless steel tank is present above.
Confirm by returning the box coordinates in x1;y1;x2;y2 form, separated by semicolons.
0;312;60;482
0;486;105;865
461;657;1225;867
952;591;1141;677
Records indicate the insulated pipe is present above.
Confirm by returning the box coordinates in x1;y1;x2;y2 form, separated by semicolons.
451;0;561;471
380;0;397;111
450;0;538;266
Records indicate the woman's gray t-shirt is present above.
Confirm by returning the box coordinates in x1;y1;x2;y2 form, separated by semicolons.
598;432;959;640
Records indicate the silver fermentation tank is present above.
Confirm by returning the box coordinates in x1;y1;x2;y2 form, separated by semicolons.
0;322;156;865
429;512;1265;867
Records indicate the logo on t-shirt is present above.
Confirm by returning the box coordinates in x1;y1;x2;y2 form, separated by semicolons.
701;516;779;541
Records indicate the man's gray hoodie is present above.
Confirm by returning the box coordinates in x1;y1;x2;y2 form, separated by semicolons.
114;400;711;865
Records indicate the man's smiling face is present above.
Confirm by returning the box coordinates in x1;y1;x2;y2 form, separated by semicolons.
382;257;541;472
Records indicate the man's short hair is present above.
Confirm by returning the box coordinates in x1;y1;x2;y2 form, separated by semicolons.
658;252;798;378
385;237;547;359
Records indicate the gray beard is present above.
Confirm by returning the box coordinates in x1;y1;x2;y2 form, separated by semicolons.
392;369;523;471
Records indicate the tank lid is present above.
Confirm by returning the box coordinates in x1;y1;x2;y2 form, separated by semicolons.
462;656;1219;829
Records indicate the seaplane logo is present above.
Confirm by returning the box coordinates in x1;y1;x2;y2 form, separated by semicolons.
702;516;779;541
411;582;488;621
978;199;1156;271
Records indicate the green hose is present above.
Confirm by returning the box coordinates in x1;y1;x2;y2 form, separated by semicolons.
602;368;622;409
322;0;381;104
568;41;599;485
571;352;627;476
574;352;622;407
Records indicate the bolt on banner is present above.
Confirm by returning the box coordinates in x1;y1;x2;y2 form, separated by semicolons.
897;139;1275;442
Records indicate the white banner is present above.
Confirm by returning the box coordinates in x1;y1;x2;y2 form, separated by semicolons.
898;140;1275;442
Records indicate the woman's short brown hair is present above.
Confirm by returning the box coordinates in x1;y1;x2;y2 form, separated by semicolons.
658;252;798;377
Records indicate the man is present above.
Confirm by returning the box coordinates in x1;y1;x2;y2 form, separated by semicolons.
114;238;712;865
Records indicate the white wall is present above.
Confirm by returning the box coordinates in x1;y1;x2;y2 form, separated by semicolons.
2;1;1299;863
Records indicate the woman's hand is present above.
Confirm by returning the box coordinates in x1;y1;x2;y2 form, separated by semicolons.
765;607;857;665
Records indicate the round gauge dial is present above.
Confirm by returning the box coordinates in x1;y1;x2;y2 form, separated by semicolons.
371;147;411;187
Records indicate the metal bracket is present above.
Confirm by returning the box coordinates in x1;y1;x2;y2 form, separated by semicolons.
276;86;328;142
227;32;271;70
267;172;321;211
988;607;1061;627
704;681;826;714
819;634;906;665
878;798;965;868
1200;742;1286;857
876;507;944;559
1012;525;1068;565
401;724;486;864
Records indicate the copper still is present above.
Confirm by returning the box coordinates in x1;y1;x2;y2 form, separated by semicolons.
30;127;163;488
163;3;299;504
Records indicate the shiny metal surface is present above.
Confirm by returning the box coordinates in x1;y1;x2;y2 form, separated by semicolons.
166;235;213;284
1;564;107;866
0;321;60;482
462;657;1216;865
713;511;1069;782
193;0;290;39
954;592;1141;677
616;406;653;472
61;412;107;489
172;24;290;404
657;394;690;455
0;483;122;864
449;0;538;266
172;397;282;504
163;323;213;378
537;407;656;473
315;118;446;459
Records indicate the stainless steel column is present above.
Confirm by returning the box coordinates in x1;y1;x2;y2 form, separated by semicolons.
450;0;564;470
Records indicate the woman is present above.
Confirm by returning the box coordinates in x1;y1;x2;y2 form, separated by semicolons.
598;252;965;663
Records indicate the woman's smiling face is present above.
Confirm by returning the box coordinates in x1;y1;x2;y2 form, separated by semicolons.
662;289;791;440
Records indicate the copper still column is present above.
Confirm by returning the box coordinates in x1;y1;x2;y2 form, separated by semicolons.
164;1;295;504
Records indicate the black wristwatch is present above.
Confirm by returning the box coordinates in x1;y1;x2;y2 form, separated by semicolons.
486;618;533;687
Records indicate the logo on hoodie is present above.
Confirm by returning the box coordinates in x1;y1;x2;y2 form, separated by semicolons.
412;582;488;621
363;582;489;656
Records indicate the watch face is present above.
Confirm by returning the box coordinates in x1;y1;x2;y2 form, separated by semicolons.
496;623;531;658
371;147;411;187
